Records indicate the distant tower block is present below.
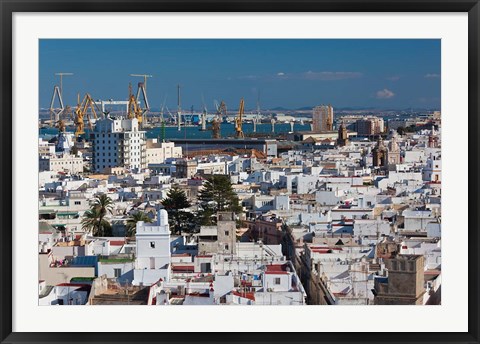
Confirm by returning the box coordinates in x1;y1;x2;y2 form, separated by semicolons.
271;118;275;133
290;120;294;132
312;104;334;132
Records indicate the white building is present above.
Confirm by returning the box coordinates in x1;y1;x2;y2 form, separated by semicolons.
92;117;146;173
133;209;171;286
422;157;442;182
146;139;182;165
39;139;56;155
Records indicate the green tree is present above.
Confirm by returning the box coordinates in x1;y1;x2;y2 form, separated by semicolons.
81;194;114;237
161;186;193;235
197;175;242;225
71;145;79;156
81;207;112;237
126;211;153;237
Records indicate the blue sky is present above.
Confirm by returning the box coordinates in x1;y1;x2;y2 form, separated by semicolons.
39;39;440;110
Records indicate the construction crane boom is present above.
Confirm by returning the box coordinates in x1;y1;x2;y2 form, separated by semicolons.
130;74;152;90
211;100;226;139
235;98;245;139
49;72;73;126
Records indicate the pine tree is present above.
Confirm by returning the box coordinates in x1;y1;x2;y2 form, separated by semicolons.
161;186;192;235
197;175;242;225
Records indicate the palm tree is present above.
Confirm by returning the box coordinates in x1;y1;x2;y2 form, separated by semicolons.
126;211;153;237
82;194;114;237
81;207;111;236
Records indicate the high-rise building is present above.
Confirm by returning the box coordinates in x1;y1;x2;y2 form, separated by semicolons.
92;117;146;173
312;105;333;132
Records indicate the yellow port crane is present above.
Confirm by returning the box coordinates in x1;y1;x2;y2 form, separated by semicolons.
127;82;149;125
127;83;140;120
74;93;98;137
235;98;245;139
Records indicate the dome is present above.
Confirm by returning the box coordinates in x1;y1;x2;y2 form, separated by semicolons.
159;209;169;226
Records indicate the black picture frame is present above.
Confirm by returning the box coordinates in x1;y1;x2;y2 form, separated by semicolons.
1;1;478;343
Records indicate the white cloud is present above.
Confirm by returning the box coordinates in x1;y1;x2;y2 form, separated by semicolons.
238;71;362;81
238;75;259;80
425;73;441;78
376;88;395;99
299;71;363;80
387;76;401;81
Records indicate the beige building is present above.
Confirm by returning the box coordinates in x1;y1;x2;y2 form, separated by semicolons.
39;154;84;174
39;250;95;286
176;159;198;178
374;255;425;305
146;139;182;165
197;212;237;255
312;105;333;132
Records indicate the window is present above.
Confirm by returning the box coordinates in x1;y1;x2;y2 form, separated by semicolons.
114;268;121;278
74;201;81;205
224;244;229;250
150;241;155;248
274;278;281;285
224;231;229;236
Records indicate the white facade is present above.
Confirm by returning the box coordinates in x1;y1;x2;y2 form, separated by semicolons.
146;139;182;165
402;210;435;231
133;209;171;286
92;118;146;173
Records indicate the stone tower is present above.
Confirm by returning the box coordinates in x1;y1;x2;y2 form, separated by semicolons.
372;136;387;167
336;121;348;147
